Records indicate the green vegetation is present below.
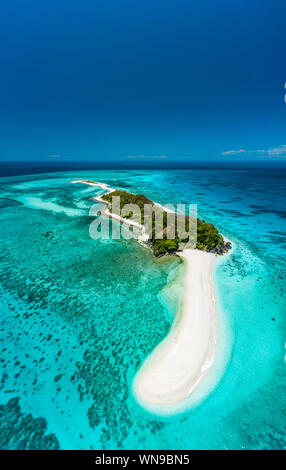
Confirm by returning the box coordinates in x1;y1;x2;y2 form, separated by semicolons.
101;189;229;256
102;190;151;224
153;239;179;256
196;221;223;251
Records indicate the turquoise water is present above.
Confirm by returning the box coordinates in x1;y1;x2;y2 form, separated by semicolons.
0;168;285;449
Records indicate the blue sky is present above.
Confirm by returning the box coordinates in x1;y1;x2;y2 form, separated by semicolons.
0;0;285;162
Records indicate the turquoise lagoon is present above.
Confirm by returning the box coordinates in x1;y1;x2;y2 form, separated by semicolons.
0;168;285;449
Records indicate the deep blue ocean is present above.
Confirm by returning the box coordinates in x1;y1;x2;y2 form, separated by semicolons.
0;162;285;449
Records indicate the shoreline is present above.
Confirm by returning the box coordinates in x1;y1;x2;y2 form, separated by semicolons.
133;249;218;414
71;179;167;244
72;178;232;414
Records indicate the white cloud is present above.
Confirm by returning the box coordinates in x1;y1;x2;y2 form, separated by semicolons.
267;145;286;156
222;149;246;156
222;145;286;157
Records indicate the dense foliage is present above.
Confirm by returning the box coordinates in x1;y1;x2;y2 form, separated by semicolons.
101;190;227;256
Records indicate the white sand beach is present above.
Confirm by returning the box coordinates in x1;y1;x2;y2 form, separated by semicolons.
72;179;157;242
72;179;149;241
72;179;224;412
133;249;217;411
71;180;112;192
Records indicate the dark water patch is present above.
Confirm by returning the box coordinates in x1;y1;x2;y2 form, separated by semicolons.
222;209;253;217
0;397;59;450
75;216;96;226
105;180;130;189
249;204;265;209
0;198;22;209
269;230;286;236
251;208;286;219
264;236;286;245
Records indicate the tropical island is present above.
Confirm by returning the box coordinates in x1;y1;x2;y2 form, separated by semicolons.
101;189;231;256
71;179;231;257
72;178;232;413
